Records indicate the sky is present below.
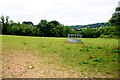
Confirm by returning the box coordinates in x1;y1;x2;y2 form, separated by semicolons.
0;0;119;25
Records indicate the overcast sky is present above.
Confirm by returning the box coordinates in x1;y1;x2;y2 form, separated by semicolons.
0;0;119;25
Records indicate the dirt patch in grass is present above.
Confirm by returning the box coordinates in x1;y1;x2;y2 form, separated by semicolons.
2;49;112;78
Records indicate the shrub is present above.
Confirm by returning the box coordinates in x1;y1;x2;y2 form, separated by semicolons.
82;61;89;64
93;57;103;62
86;46;94;51
111;49;120;53
97;46;103;49
100;35;113;38
66;47;71;50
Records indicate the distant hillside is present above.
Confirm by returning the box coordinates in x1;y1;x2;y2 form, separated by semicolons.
70;22;110;29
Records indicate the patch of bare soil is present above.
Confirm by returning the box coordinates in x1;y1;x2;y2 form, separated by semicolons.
2;49;112;78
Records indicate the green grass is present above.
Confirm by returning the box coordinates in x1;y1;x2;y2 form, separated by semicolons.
2;35;119;77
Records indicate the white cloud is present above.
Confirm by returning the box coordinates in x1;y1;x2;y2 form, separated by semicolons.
0;0;119;25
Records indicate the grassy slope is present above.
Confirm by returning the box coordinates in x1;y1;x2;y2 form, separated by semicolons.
2;35;119;77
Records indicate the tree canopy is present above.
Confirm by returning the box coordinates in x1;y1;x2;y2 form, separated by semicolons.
0;15;117;38
109;7;120;35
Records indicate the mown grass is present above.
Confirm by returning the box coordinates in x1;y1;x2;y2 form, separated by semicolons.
2;35;119;77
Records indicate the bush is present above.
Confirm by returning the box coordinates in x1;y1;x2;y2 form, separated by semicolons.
97;46;103;49
111;49;120;53
100;35;113;38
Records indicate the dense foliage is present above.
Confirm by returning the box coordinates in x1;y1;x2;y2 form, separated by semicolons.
0;16;72;37
109;7;120;35
73;27;116;38
0;14;117;38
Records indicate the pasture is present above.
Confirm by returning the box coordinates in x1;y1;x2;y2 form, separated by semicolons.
2;35;119;78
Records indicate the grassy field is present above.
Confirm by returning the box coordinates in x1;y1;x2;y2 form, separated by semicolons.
2;35;119;78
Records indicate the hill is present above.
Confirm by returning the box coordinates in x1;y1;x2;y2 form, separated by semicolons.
70;22;110;29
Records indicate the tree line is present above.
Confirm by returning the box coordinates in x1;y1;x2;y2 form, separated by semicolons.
0;7;119;38
0;17;72;37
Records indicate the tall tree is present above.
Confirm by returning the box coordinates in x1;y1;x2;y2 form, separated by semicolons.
0;21;2;34
48;20;62;37
6;16;9;24
0;15;5;25
0;15;8;34
36;20;48;36
109;7;120;35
